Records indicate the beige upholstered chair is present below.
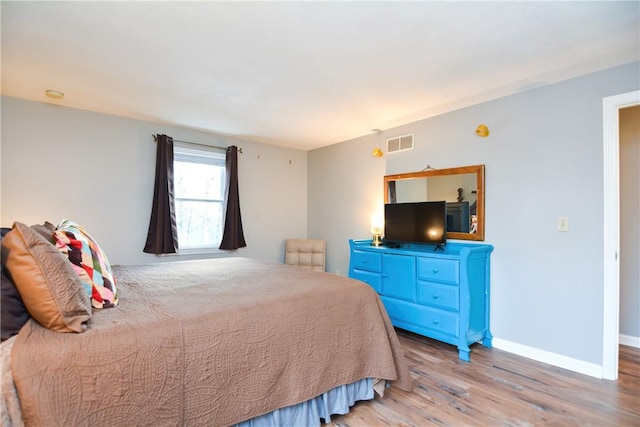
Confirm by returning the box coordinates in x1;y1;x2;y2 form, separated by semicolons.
285;239;326;272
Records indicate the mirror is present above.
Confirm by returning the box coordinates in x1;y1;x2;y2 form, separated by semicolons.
384;165;485;241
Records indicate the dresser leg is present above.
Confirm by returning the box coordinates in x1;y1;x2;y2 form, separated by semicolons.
482;336;493;348
458;348;470;362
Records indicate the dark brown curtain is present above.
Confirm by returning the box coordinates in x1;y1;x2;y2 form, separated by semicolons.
219;145;246;250
143;134;179;254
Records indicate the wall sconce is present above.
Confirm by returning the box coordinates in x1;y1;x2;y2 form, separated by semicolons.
372;128;384;157
475;124;490;137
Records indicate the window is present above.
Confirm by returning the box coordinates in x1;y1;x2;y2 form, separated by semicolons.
173;144;226;250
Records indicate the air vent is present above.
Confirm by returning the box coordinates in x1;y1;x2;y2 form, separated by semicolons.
387;134;414;153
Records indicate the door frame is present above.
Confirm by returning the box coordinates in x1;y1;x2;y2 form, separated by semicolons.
602;90;639;380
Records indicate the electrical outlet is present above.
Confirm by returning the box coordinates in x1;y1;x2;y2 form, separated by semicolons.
557;216;569;232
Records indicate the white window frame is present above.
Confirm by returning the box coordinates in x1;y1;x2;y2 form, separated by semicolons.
173;143;226;253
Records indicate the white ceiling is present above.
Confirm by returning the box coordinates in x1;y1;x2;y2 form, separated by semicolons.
2;1;639;151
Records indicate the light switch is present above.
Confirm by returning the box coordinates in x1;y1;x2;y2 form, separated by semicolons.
557;217;569;232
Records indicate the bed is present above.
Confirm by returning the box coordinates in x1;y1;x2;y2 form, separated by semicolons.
1;222;412;426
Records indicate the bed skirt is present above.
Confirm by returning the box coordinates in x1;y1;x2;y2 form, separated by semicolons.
235;378;374;427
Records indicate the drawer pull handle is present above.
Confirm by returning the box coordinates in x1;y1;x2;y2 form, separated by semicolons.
363;259;368;264
433;269;439;274
433;319;439;325
433;294;439;299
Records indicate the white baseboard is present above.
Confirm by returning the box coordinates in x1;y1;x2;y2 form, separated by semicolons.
492;338;602;379
619;334;640;348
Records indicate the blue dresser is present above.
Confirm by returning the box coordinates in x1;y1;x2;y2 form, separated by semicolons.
348;239;493;361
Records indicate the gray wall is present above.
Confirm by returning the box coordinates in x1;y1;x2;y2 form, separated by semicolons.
619;105;640;340
1;96;308;265
307;133;385;276
308;61;640;366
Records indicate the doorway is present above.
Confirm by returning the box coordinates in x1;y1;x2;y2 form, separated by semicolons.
602;90;640;380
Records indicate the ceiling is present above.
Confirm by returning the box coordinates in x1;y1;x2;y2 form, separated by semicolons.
2;1;639;151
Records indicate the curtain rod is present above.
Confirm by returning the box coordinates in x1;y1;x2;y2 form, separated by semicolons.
152;134;243;154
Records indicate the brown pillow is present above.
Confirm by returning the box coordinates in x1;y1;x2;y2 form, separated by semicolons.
3;222;91;333
30;223;55;244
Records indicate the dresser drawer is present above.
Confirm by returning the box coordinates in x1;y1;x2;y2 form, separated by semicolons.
417;281;459;311
351;269;382;293
351;250;382;272
417;257;459;285
419;306;459;338
382;297;459;339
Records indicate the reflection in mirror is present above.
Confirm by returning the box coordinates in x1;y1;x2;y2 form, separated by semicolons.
384;165;485;241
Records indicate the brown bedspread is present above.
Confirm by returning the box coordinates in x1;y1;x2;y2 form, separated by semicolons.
11;257;412;426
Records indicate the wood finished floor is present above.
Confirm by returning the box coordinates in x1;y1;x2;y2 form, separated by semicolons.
330;330;640;426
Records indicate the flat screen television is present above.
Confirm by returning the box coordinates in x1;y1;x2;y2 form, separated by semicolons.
384;201;447;246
